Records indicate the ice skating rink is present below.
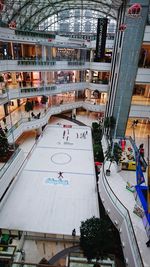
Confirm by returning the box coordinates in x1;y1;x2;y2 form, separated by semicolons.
0;125;99;235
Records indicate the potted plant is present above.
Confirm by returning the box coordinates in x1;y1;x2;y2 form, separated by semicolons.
113;142;122;172
92;122;104;163
0;126;15;162
104;116;116;142
80;216;114;262
105;142;122;175
92;122;103;143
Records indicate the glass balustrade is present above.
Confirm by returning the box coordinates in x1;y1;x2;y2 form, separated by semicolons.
101;161;144;267
20;85;57;94
17;60;56;66
15;29;56;39
0;147;21;178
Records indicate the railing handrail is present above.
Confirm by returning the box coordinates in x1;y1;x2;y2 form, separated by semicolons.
101;136;144;267
4;100;103;142
0;147;21;179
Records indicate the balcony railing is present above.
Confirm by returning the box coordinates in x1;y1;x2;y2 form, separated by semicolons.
18;60;56;66
0;147;21;179
20;85;57;94
68;61;85;66
15;29;56;39
99;137;144;267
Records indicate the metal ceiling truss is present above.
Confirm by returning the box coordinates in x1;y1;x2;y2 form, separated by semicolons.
37;9;111;31
1;0;123;30
39;11;108;32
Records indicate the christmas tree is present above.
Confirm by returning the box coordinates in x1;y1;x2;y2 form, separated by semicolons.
0;125;10;161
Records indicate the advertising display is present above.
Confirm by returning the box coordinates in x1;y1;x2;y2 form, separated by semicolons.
95;18;108;61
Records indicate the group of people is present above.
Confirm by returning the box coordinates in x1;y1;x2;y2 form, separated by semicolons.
76;130;88;139
63;129;70;141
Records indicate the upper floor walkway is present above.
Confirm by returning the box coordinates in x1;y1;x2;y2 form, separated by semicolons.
0;96;149;145
0;81;149;120
1;60;150;85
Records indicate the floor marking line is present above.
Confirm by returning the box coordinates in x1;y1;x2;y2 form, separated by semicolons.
24;169;94;176
37;146;92;151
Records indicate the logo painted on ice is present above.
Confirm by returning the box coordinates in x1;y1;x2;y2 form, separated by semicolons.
45;178;69;186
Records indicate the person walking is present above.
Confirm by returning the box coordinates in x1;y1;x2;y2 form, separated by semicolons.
2;117;6;125
139;143;144;158
72;229;76;237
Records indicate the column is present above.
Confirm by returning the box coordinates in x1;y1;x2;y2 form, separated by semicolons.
106;0;149;137
88;70;92;83
11;72;17;85
41;72;47;85
144;85;150;98
3;103;9;116
21;44;24;58
47;46;52;60
47;72;54;84
10;42;14;60
90;49;94;62
42;45;46;61
86;90;91;101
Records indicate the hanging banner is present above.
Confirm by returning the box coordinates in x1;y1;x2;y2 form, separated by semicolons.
136;155;145;185
95;18;108;62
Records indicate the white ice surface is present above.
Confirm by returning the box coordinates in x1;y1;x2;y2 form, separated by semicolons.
0;125;99;235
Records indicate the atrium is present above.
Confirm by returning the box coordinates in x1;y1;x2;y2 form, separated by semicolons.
0;1;150;267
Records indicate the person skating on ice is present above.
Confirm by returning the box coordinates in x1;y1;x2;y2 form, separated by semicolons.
58;171;64;179
63;130;66;139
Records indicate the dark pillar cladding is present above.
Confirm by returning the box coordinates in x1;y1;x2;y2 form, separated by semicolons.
95;18;108;62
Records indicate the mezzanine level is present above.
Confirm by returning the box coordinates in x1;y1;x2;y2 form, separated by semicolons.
0;59;111;72
2;60;150;85
0;82;149;119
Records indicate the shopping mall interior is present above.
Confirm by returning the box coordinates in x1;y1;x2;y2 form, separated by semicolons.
0;1;150;267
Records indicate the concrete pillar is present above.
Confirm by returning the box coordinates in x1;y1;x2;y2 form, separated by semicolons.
90;50;94;62
21;44;24;58
77;50;80;60
72;108;76;117
42;45;46;61
86;89;91;100
106;0;149;137
88;70;92;82
11;72;17;85
144;85;150;98
52;47;56;59
10;42;14;59
3;103;8;116
47;46;52;60
41;72;47;85
76;71;80;82
47;72;54;83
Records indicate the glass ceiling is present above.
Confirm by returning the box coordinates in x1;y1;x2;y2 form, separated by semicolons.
1;0;123;30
